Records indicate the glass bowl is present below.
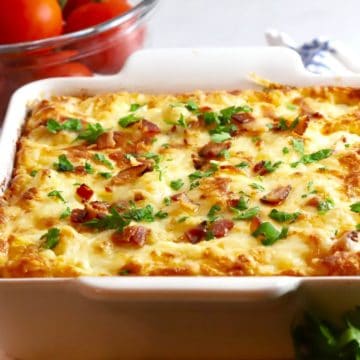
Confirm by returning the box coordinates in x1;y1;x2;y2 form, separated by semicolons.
0;0;158;121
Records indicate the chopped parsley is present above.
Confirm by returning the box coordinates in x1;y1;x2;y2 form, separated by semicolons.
282;147;290;154
77;123;105;143
47;190;66;203
93;153;114;169
130;103;142;112
235;161;249;169
317;198;335;214
291;138;304;155
54;155;74;172
99;172;112;179
170;179;184;191
356;224;360;231
207;204;221;222
60;207;71;219
40;228;60;250
250;183;265;191
301;181;317;198
292;307;360;360
252;222;288;246
232;196;248;211
84;162;95;174
350;202;360;213
176;114;187;128
155;210;168;219
30;170;38;177
118;113;140;128
210;132;231;143
46;118;82;133
188;163;218;183
163;197;171;206
178;216;189;223
291;148;333;168
286;103;297;111
185;100;199;112
232;206;260;220
278;117;299;131
142;152;162;180
269;209;300;223
263;160;282;173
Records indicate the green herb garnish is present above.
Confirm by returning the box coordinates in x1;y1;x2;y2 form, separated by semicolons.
235;161;249;169
48;190;65;203
99;172;112;179
282;147;290;154
118;113;140;128
60;207;71;219
350;202;360;213
232;206;260;220
252;222;288;245
155;210;168;219
207;204;221;222
30;170;38;177
263;160;282;173
77;123;105;143
46;118;82;133
170;179;184;191
291;148;333;168
185;100;199;112
54;155;74;172
93;153;114;169
291;139;305;155
164;197;171;206
130;103;142;112
250;183;265;191
269;209;300;223
317;198;335;214
40;228;60;250
84;162;95;174
210;132;231;143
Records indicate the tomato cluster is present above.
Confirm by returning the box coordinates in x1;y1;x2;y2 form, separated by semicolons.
0;0;141;76
0;0;145;121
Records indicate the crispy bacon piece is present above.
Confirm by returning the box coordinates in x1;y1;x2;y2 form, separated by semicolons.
260;185;292;205
70;208;87;223
211;219;234;238
185;221;207;244
253;161;269;176
111;162;153;185
231;113;254;124
22;187;37;200
199;141;230;159
76;184;94;201
96;131;116;150
250;216;262;233
139;119;161;136
306;196;321;208
74;165;87;175
293;115;310;136
192;154;206;169
111;226;150;247
70;201;109;223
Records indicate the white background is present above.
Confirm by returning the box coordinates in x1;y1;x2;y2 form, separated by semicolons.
147;0;360;51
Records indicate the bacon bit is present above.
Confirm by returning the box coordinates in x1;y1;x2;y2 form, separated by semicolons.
70;208;88;223
185;221;207;244
74;165;87;175
70;201;109;224
76;184;94;201
199;106;212;112
192;154;206;169
253;161;269;176
22;187;37;200
227;195;241;208
231;113;254;124
105;186;112;193
293;115;310;136
134;191;145;201
199;141;230;159
306;196;321;207
68;148;91;160
219;165;241;174
111;226;150;247
260;185;292;205
250;216;262;233
96;131;116;150
200;177;232;201
211;219;234;238
139;119;161;136
111;162;153;185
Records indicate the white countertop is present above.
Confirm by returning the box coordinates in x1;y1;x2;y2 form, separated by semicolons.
147;0;360;52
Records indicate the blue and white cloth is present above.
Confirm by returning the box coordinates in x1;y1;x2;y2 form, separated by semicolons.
265;29;360;75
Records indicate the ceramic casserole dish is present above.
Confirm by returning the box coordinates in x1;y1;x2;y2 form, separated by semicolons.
0;47;360;360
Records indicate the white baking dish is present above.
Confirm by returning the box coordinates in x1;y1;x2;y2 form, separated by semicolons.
1;47;360;360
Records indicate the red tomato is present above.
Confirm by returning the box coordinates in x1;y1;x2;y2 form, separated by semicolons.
63;0;93;19
0;0;63;44
37;62;93;78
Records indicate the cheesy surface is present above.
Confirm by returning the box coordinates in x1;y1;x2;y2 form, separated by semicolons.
0;85;359;277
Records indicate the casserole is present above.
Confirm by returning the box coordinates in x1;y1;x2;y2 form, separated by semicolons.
0;47;360;359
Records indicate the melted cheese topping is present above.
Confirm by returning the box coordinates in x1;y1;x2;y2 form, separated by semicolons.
0;86;359;277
